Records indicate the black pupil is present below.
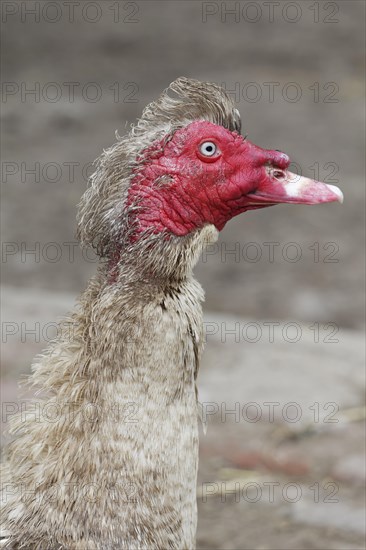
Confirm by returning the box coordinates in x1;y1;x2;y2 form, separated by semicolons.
206;145;213;152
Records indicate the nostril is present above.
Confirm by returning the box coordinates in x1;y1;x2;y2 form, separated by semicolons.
266;165;286;180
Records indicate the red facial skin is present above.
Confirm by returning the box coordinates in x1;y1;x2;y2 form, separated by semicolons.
127;121;342;238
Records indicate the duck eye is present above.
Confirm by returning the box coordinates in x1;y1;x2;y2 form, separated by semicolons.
199;141;217;157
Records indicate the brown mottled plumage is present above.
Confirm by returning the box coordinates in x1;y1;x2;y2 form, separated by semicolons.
1;77;343;549
1;78;238;549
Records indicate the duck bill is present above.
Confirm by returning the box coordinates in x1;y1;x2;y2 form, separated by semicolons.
247;171;344;206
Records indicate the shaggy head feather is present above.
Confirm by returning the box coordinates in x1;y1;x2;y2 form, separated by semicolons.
77;77;241;258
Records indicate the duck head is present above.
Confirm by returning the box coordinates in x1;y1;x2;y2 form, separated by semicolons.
127;120;343;237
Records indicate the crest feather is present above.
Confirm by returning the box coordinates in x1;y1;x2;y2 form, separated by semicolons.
133;77;241;135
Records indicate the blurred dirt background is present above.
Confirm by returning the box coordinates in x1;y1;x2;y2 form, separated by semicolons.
1;1;365;549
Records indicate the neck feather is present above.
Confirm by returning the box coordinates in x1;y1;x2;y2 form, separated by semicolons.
106;224;219;285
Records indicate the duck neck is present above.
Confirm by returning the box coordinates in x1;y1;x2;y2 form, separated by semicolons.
105;224;219;286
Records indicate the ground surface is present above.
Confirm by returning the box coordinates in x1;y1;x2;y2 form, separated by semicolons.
1;1;365;548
